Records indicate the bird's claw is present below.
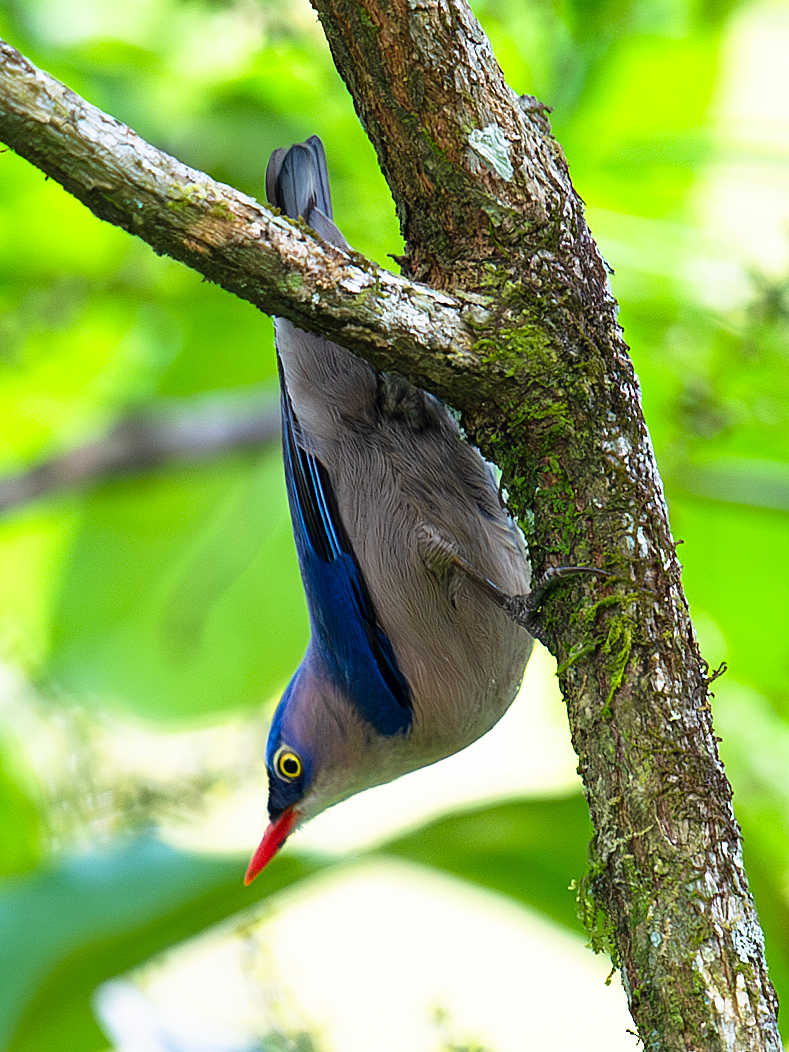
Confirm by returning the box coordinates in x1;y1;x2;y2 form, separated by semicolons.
505;566;611;635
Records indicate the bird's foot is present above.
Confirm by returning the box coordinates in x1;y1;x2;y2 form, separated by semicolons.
417;524;609;637
505;566;611;635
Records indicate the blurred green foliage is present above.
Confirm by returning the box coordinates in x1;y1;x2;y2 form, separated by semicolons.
1;0;788;1047
0;840;323;1052
49;450;307;719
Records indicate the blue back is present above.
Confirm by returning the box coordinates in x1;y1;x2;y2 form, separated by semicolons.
268;137;413;738
279;372;413;736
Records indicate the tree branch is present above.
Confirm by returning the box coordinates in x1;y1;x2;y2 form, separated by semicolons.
0;40;487;399
0;391;280;515
0;16;781;1049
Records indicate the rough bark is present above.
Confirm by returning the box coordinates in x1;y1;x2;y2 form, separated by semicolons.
0;11;781;1051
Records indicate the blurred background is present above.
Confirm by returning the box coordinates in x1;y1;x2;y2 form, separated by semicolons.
0;0;788;1049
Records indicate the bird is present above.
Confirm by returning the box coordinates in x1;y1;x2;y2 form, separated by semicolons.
245;135;533;884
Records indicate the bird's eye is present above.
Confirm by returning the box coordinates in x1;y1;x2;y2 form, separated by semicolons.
274;747;303;781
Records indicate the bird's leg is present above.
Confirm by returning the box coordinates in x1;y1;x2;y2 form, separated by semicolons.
417;524;609;633
417;523;512;608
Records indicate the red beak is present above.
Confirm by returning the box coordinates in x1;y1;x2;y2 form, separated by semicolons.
244;807;299;885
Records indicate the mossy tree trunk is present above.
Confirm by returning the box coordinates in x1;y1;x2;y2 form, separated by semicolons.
310;3;780;1048
0;0;782;1046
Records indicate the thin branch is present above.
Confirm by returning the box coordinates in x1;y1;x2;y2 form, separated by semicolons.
0;391;281;515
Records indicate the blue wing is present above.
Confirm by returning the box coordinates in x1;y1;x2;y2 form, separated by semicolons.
278;358;413;736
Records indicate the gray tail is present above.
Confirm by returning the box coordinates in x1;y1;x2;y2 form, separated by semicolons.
266;135;333;223
266;135;349;251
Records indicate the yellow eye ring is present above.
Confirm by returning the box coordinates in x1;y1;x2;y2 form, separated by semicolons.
274;747;303;781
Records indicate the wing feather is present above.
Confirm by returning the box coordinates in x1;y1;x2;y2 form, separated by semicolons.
279;360;413;736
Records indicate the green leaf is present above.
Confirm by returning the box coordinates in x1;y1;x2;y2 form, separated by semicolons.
0;838;324;1052
376;794;593;934
712;681;789;1016
0;741;43;878
46;449;308;720
740;840;789;1024
671;495;789;709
